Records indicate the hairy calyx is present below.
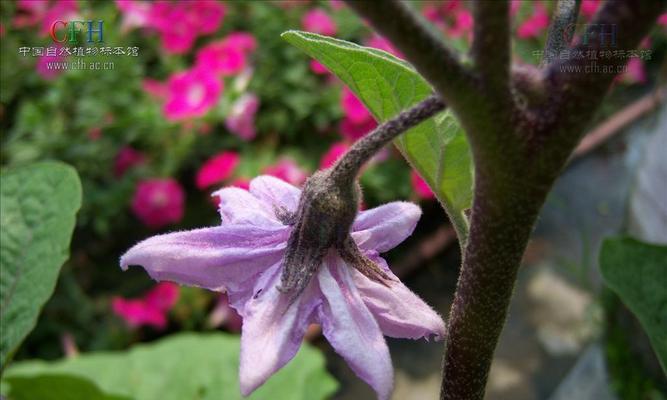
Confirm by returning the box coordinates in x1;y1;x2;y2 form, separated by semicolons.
278;94;445;301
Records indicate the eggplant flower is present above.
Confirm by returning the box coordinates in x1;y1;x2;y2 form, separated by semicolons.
120;175;445;399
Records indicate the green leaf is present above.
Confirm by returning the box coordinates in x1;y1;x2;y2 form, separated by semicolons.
0;162;82;372
5;374;131;400
281;31;473;243
600;237;667;373
3;333;338;400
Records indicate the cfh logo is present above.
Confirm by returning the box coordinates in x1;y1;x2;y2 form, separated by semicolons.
563;23;618;47
49;20;104;44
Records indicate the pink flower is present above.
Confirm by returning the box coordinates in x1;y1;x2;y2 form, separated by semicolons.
411;171;435;200
120;176;445;399
225;93;260;141
517;2;549;39
263;158;308;186
131;178;185;229
196;151;240;190
447;9;473;39
189;0;226;35
365;35;402;58
617;58;647;85
114;146;146;178
310;60;330;75
35;51;66;80
142;78;167;100
163;68;223;121
320;142;349;169
580;0;601;20
302;8;337;36
329;0;344;10
115;0;152;31
230;178;251;190
196;32;257;76
510;0;522;17
19;0;79;36
339;87;377;141
112;282;180;329
658;13;667;26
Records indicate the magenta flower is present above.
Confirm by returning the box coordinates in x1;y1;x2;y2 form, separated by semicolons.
411;171;435;200
617;58;647;85
225;93;260;141
365;35;402;58
112;282;180;329
115;0;152;32
113;146;146;178
263;158;308;186
196;32;256;77
310;59;330;75
120;176;445;398
658;12;667;27
35;50;66;80
320;142;350;169
163;68;223;121
196;151;240;190
340;87;378;141
302;8;337;36
131;178;185;229
580;0;601;20
517;2;549;39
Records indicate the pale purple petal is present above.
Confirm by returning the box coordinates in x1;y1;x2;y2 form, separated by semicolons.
249;175;302;212
354;256;446;340
212;187;281;227
120;225;287;294
352;202;421;252
318;255;393;400
239;264;321;396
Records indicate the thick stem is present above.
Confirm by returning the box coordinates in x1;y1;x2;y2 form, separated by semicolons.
472;1;511;101
540;0;581;67
329;95;445;185
342;0;476;112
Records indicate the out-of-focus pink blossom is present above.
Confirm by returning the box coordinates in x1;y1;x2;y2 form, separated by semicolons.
114;146;146;178
148;1;225;54
112;282;180;330
142;78;168;100
510;0;522;17
339;87;377;141
263;158;308;186
88;127;102;141
35;51;66;80
329;0;344;10
190;0;226;34
164;68;223;121
617;58;647;85
14;0;48;28
421;1;472;41
208;294;243;332
310;60;330;75
302;8;337;36
196;32;257;77
16;0;79;35
230;178;250;190
411;171;435;200
225;93;260;141
116;0;152;31
447;9;473;39
365;35;402;57
131;178;185;229
320;142;349;169
658;13;667;26
580;0;601;20
517;2;549;39
196;151;240;190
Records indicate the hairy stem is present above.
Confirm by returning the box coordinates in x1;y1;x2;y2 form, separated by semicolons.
472;1;511;102
342;0;476;112
541;0;581;67
329;95;445;185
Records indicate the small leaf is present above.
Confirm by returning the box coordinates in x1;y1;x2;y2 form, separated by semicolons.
5;374;131;400
599;237;667;373
282;31;473;242
0;162;82;372
3;333;338;400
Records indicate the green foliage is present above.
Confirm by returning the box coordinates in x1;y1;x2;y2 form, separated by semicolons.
281;31;473;242
4;333;338;400
0;162;82;373
600;237;667;373
5;374;131;400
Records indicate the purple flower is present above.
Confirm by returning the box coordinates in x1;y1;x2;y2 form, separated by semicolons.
120;175;445;399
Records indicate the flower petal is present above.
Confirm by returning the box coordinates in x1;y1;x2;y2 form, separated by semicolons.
249;175;302;213
355;256;446;340
213;186;281;227
239;264;321;396
352;202;421;252
120;225;287;294
318;255;393;400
